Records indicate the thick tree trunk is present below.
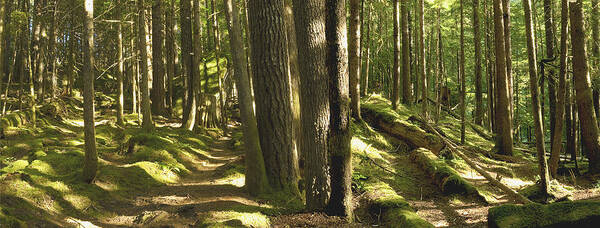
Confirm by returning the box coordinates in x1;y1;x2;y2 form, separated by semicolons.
401;0;411;105
570;0;600;174
152;0;167;116
180;0;196;130
502;0;513;123
523;0;550;195
349;0;361;120
392;0;400;110
474;0;483;126
223;0;269;196
247;0;299;195
292;0;330;211
165;0;175;114
47;0;57;99
543;0;557;157
325;0;352;218
550;0;569;177
82;0;98;183
138;0;154;130
284;0;301;180
493;0;514;156
192;0;204;128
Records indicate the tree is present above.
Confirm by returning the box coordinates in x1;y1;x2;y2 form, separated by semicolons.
543;0;557;157
165;0;175;114
570;0;600;174
180;0;196;130
401;0;411;105
460;0;466;143
292;0;330;211
473;0;483;126
137;0;154;130
223;0;269;195
361;2;371;96
493;0;514;156
522;0;550;195
151;0;167;116
116;0;125;126
0;0;5;89
325;0;352;218
247;0;299;195
392;0;400;109
82;0;98;183
502;0;513;120
419;0;427;119
193;0;203;127
349;0;361;120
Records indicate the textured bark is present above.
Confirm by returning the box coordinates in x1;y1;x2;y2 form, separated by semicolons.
473;0;483;126
165;0;175;114
151;0;167;116
131;24;139;114
116;0;125;126
434;8;442;123
82;0;98;183
493;0;514;156
361;3;371;96
47;0;57;98
284;0;301;173
180;0;196;130
523;0;550;195
138;0;154;130
247;0;299;195
392;0;400;110
33;0;45;101
502;0;513;121
192;0;204;128
418;0;427;119
325;0;352;218
349;0;361;120
0;0;5;89
460;0;466;144
570;0;600;174
292;0;330;211
401;0;411;105
224;0;269;196
544;0;557;156
550;0;569;177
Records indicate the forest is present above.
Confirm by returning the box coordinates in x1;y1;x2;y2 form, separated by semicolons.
0;0;600;227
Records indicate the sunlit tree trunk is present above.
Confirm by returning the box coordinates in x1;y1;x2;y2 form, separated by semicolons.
419;0;427;119
474;0;483;126
48;0;57;98
361;2;371;96
349;0;361;120
82;0;98;183
165;0;175;115
392;0;400;109
116;0;125;126
152;0;167;116
401;0;411;105
137;0;154;130
502;0;513;124
180;0;196;130
494;0;514;155
460;0;466;143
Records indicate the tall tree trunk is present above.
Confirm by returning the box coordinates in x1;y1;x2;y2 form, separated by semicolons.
361;3;371;96
82;0;98;183
474;0;483;126
401;0;411;105
247;0;299;195
116;0;125;126
494;0;514;155
434;8;442;123
392;0;400;109
325;0;352;219
570;0;600;174
486;0;495;131
460;0;466;143
0;0;5;92
284;0;301;191
193;0;204;128
212;0;226;127
419;0;427;119
131;24;139;114
550;0;569;177
502;0;513;124
292;0;330;211
48;0;57;98
152;0;167;116
166;0;175;115
180;0;196;130
33;0;46;101
224;0;269;195
349;0;361;120
138;0;154;130
544;0;557;157
523;0;551;195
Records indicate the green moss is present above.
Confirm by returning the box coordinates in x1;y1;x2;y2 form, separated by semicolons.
1;160;29;173
363;181;433;228
488;201;600;228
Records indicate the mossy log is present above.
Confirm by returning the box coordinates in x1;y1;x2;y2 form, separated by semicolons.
488;201;600;228
363;181;434;228
361;105;444;154
0;110;35;138
409;148;483;198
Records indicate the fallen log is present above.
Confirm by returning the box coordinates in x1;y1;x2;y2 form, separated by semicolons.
361;105;445;154
427;97;494;141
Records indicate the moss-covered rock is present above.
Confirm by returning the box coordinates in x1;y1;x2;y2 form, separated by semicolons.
488;201;600;228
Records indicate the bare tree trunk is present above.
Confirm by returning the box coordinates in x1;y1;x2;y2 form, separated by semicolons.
82;0;98;183
502;0;513;125
570;0;600;174
361;3;371;96
166;0;175;115
523;0;550;195
180;0;196;130
116;0;125;126
138;0;154;130
435;8;442;123
349;0;361;120
460;0;466;143
0;0;5;93
543;0;557;157
494;0;514;155
401;0;411;105
474;0;483;126
48;0;57;99
392;0;400;109
152;0;167;116
419;0;427;119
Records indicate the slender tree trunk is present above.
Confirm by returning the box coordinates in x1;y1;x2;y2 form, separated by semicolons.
47;0;57;99
152;0;167;116
166;0;175;115
401;0;411;105
349;0;361;120
502;0;513;124
224;0;269;195
474;0;483;126
116;0;125;126
419;0;427;119
82;0;98;183
68;0;76;96
212;0;225;127
361;3;371;96
460;0;466;143
325;0;352;219
0;0;5;91
523;0;550;195
284;0;301;187
435;8;442;123
392;0;400;109
193;0;205;128
292;0;330;211
247;0;299;195
494;0;514;155
138;0;154;130
543;0;557;156
131;24;139;114
570;0;600;174
181;0;196;130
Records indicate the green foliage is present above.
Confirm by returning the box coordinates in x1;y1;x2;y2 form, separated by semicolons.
488;201;600;228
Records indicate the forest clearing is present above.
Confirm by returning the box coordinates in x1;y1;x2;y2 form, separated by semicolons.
1;0;600;227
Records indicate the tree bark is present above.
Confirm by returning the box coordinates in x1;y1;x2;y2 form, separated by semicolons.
543;0;557;157
570;0;600;174
180;0;196;130
502;0;513;123
247;0;299;195
419;0;427;119
152;0;167;116
401;0;411;105
460;0;466;144
116;0;125;126
82;0;98;183
325;0;352;218
349;0;361;120
493;0;514;156
165;0;175;114
361;2;371;96
223;0;269;196
392;0;400;110
138;0;154;130
474;0;483;126
0;0;5;92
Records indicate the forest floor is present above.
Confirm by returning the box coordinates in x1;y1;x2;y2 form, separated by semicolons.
1;95;599;227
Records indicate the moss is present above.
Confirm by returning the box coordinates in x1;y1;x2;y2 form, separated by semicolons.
1;160;29;173
197;211;271;228
363;181;433;228
488;201;600;228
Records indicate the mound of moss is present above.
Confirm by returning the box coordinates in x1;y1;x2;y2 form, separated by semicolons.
488;201;600;228
363;181;433;228
409;148;481;198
